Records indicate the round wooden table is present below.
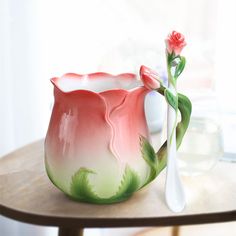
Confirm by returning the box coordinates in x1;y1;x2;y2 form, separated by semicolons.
0;140;236;236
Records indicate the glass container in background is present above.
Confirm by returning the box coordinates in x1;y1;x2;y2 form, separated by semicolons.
178;91;224;176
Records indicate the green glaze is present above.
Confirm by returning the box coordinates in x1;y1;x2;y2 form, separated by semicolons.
45;158;64;192
62;86;192;204
70;166;140;204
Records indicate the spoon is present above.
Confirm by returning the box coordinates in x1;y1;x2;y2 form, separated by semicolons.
165;85;186;212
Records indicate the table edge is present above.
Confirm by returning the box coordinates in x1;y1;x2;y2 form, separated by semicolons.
1;204;236;228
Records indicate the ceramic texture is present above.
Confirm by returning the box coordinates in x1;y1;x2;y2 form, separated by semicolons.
45;72;164;203
44;69;192;204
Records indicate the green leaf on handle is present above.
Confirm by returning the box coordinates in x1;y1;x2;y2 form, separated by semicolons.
176;93;192;147
140;136;158;186
156;86;192;173
174;56;186;78
164;88;178;111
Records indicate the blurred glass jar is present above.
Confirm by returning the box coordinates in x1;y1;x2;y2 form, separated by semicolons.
178;91;224;176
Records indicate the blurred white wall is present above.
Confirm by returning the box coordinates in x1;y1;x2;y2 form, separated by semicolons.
1;0;231;157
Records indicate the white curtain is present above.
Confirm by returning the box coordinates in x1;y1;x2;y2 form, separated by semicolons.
0;0;50;156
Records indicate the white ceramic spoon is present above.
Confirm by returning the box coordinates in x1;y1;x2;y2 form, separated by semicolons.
165;84;186;212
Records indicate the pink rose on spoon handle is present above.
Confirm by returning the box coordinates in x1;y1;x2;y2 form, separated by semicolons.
165;31;187;212
44;32;191;205
165;31;186;56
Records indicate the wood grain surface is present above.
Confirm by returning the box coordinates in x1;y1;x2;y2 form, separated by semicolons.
0;140;235;228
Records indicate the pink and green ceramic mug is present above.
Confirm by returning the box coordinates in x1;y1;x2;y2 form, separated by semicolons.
44;66;191;204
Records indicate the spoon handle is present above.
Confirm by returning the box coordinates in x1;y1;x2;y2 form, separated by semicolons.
165;85;186;212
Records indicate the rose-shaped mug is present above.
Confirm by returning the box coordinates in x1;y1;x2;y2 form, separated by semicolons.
45;66;191;204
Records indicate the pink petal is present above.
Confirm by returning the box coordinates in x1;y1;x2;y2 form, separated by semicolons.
45;72;155;195
46;72;150;169
140;65;161;90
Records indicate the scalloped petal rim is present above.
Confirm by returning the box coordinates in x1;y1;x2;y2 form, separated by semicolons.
51;72;143;94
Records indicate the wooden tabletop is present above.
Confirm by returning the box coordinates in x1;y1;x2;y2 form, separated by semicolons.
0;140;235;228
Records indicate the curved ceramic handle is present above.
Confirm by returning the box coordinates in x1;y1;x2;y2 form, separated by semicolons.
140;85;191;190
155;86;192;176
139;65;191;169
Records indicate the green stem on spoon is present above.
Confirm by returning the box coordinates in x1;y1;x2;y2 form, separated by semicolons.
154;86;192;176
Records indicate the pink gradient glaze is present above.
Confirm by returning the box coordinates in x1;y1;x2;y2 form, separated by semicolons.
46;72;149;163
140;65;161;90
45;72;155;196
